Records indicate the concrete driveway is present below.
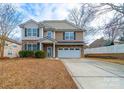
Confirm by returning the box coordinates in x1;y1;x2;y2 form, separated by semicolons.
61;59;124;89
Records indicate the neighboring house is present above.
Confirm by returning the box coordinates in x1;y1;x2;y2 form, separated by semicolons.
114;40;124;45
114;37;124;45
19;19;85;58
89;37;112;48
3;38;21;58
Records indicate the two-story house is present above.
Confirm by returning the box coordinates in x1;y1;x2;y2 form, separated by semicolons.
19;19;85;58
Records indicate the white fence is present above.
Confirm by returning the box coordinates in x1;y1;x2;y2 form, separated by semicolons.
84;44;124;54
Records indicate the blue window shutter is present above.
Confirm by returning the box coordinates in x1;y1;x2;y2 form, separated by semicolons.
25;44;27;50
37;43;40;50
63;32;65;40
25;28;27;37
74;32;76;40
37;28;39;37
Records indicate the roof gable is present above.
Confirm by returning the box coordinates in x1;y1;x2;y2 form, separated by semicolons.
39;37;56;43
19;19;39;28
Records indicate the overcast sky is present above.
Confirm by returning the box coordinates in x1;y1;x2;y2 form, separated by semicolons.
15;3;81;22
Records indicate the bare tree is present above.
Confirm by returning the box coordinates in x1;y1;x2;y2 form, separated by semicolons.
95;3;124;44
0;4;23;58
68;4;98;36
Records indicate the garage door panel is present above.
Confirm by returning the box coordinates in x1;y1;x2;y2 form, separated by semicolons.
58;48;81;58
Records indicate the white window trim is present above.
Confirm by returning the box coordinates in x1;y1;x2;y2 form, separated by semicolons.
53;31;55;39
26;43;37;51
47;31;53;38
27;28;38;37
64;32;74;40
41;28;43;38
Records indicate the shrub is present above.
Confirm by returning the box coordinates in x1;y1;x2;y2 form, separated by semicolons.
19;51;26;57
19;51;34;58
35;51;46;58
27;51;34;57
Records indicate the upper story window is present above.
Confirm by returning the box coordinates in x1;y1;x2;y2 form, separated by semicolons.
64;32;75;40
25;28;39;37
47;31;53;39
13;45;17;48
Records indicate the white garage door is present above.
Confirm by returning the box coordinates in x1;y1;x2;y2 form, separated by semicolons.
58;48;81;58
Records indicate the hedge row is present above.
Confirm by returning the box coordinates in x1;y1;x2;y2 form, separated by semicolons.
19;50;46;58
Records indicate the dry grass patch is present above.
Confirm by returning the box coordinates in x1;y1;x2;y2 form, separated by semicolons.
0;58;77;89
85;58;124;65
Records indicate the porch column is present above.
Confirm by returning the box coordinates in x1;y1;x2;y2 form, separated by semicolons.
39;43;42;50
53;42;55;58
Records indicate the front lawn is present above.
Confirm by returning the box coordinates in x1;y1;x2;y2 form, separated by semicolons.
0;58;77;89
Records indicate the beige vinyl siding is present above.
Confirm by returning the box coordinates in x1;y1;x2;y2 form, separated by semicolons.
44;31;47;37
22;21;43;40
4;41;21;58
55;32;63;41
76;31;83;40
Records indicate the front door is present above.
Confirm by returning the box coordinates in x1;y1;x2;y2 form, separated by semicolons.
47;47;53;57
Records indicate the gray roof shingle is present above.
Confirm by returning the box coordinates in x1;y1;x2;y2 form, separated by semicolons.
41;20;85;31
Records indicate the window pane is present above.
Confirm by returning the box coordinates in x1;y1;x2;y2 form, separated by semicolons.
75;48;80;50
27;28;32;36
47;31;52;38
58;48;63;50
33;44;37;51
65;32;69;40
70;32;74;40
27;28;37;36
8;50;12;55
28;44;32;50
70;48;74;50
65;32;74;40
33;29;37;36
64;48;68;50
13;45;17;48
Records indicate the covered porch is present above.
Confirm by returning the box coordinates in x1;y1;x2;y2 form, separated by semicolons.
39;38;56;58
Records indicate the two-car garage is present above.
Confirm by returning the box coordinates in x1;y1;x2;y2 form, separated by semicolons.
58;47;81;58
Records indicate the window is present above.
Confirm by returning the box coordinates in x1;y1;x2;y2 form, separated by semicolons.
64;32;74;40
13;45;17;48
47;31;53;38
27;28;38;36
28;44;32;50
27;28;32;36
33;44;37;51
27;44;37;51
8;50;12;55
64;48;69;50
70;48;74;50
33;29;37;36
75;48;80;50
58;48;63;50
